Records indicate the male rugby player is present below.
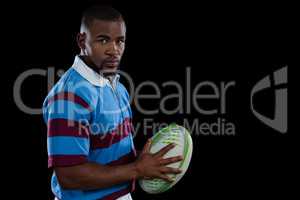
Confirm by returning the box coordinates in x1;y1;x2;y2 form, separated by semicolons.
43;5;182;200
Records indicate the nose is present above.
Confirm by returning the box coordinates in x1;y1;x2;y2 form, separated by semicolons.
106;42;120;56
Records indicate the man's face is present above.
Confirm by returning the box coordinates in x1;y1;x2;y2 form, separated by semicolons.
78;19;126;73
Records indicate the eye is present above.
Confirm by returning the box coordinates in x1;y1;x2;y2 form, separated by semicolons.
117;39;125;46
98;38;108;45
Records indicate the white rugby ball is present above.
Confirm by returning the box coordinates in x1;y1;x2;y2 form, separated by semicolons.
139;123;193;194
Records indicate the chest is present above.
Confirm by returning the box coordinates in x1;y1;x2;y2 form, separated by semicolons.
90;86;132;135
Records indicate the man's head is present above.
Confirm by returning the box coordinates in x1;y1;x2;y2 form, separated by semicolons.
77;5;126;73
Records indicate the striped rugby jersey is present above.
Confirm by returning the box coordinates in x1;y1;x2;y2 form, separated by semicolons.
43;56;136;200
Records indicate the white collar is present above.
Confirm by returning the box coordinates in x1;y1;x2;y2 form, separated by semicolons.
72;56;120;88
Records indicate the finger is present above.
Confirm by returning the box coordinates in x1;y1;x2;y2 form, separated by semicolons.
154;143;175;158
142;139;152;154
160;167;182;174
158;174;174;183
159;156;183;165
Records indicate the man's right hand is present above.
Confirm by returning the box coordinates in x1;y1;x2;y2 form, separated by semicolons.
134;139;183;182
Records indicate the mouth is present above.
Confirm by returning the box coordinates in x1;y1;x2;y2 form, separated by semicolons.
102;59;120;68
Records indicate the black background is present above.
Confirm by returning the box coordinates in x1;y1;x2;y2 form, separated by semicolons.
5;0;297;199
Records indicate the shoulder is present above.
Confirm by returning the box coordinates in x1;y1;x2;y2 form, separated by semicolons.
43;68;98;113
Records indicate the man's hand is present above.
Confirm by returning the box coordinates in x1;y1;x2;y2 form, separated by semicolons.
54;139;182;190
134;139;183;182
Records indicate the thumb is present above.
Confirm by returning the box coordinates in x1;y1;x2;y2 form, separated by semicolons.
142;139;152;154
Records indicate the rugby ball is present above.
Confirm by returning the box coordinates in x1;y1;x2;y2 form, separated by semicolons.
139;123;193;194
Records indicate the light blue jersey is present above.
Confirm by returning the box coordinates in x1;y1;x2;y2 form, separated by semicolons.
43;56;136;200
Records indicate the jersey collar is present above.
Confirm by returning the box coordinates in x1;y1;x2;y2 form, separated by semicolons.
72;55;120;88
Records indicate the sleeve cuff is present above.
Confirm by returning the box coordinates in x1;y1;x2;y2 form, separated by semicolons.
48;155;88;168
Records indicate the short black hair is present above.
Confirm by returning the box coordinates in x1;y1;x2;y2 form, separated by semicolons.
81;5;124;29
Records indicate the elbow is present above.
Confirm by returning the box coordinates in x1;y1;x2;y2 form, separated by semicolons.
54;167;82;190
56;173;79;190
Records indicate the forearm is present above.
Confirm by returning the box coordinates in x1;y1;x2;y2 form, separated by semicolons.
55;161;139;190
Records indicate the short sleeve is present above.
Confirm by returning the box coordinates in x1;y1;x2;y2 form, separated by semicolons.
43;91;92;168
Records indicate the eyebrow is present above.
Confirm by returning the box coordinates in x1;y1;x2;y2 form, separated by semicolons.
96;34;125;40
96;34;111;39
117;36;126;40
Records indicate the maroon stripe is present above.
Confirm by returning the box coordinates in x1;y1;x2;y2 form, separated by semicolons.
48;155;87;168
107;151;137;166
100;187;130;200
90;118;133;150
48;118;90;138
46;92;92;111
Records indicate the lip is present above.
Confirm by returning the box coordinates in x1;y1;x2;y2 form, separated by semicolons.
103;59;120;67
104;58;119;63
104;61;119;65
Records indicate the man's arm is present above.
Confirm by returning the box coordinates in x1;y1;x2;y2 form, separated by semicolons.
55;162;138;190
55;140;182;190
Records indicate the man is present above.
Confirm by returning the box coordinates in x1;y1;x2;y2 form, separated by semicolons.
43;5;182;200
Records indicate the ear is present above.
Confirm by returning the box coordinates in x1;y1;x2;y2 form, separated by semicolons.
77;32;86;50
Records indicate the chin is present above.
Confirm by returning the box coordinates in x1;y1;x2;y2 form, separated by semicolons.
101;65;118;74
